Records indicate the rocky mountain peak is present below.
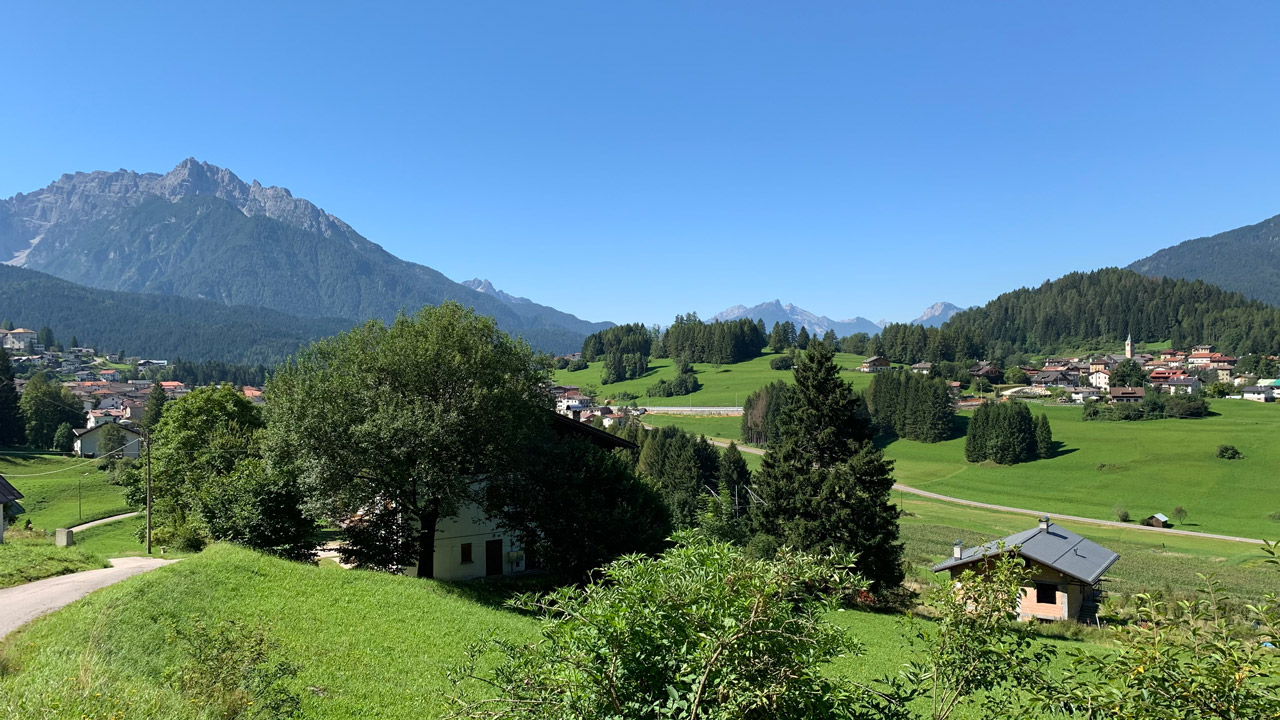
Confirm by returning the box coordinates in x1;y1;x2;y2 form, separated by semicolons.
462;278;531;305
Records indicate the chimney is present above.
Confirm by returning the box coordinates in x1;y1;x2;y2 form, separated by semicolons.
1039;515;1050;533
952;539;963;559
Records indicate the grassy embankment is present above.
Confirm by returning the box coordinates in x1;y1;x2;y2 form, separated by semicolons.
0;544;1094;720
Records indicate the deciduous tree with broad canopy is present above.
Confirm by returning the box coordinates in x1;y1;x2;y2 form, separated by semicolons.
266;302;552;578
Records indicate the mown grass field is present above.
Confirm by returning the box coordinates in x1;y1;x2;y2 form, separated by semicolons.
645;396;1280;542
0;453;130;531
0;544;1094;720
894;493;1280;601
885;400;1280;541
555;350;882;406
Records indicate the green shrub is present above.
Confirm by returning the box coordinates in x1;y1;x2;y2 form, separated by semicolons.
1216;444;1244;460
1114;504;1131;522
448;534;866;720
769;355;795;370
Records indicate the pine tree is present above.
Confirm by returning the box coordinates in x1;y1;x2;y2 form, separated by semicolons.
0;350;24;446
965;400;991;463
751;341;902;593
769;322;788;353
1035;413;1053;459
796;326;810;350
143;381;169;429
718;442;751;501
70;335;79;349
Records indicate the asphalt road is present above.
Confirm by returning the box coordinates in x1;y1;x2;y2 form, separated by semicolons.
0;557;177;640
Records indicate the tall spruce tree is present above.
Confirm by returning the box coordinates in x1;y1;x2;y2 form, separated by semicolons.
718;442;751;501
143;381;169;429
796;326;810;350
1035;413;1053;459
751;341;903;593
0;350;24;446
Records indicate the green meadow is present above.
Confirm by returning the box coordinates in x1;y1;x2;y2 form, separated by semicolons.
885;400;1280;541
642;393;1280;542
555;350;882;406
0;453;131;531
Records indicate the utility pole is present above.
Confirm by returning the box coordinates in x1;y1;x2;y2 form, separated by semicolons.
145;427;152;555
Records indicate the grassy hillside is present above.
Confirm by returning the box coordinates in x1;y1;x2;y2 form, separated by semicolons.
555;350;882;406
0;453;130;530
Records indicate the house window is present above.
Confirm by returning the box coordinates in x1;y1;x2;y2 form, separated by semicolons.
460;543;473;564
1035;582;1057;604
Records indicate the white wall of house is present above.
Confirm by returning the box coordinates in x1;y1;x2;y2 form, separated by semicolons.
74;427;143;458
405;502;525;581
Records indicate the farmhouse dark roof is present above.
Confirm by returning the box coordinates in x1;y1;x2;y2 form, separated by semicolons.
1111;387;1146;398
931;521;1119;585
0;474;22;503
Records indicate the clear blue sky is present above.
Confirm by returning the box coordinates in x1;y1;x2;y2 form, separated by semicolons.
3;3;1278;326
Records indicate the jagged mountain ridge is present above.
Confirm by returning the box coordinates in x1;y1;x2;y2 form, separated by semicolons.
464;278;531;305
1126;212;1280;306
713;300;881;336
0;159;607;353
910;301;964;327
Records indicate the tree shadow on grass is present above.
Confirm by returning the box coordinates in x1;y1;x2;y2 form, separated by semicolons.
434;572;567;616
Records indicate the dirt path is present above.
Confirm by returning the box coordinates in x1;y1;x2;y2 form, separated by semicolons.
696;436;1263;546
0;557;177;640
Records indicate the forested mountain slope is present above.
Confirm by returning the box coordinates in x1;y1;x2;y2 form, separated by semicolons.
1126;212;1280;306
0;265;354;364
887;268;1280;361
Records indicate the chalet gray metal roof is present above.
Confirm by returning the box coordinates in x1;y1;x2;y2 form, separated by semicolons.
0;474;22;504
931;521;1119;585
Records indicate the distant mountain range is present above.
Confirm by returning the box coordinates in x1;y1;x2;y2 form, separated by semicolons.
712;301;881;336
1126;212;1280;307
712;299;965;336
0;159;607;354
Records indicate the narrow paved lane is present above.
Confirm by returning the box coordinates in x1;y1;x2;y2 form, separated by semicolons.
695;435;1263;546
68;511;140;534
0;557;177;640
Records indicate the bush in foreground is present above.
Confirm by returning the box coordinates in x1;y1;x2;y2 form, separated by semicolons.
447;534;869;720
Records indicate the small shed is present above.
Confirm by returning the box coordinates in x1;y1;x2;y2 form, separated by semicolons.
1143;513;1171;529
0;474;23;544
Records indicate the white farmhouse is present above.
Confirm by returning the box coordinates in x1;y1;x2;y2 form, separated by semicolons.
73;423;144;458
404;413;636;580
